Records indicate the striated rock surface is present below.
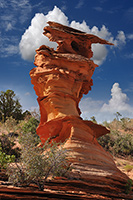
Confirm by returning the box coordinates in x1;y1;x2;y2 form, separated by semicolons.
30;21;112;143
29;21;132;198
0;178;133;199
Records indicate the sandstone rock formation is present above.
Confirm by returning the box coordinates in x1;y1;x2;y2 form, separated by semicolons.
30;21;132;196
30;21;112;143
0;179;133;199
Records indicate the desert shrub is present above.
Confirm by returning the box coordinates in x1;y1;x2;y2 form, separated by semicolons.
22;117;39;135
124;165;133;172
7;132;71;191
19;117;40;146
98;130;133;157
0;134;20;158
107;116;132;132
0;142;15;169
125;179;132;194
0;116;39;160
102;121;110;129
120;117;131;131
4;116;18;133
90;116;97;123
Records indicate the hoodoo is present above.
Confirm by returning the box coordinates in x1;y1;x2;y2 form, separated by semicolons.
30;21;132;196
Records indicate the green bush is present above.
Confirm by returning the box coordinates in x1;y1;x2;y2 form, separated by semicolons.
0;134;20;158
22;117;39;135
125;179;132;194
98;130;133;157
7;132;71;191
4;116;18;133
124;165;133;172
0;142;15;169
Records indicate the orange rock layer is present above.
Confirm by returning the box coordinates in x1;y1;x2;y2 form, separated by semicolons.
30;21;131;192
0;179;133;199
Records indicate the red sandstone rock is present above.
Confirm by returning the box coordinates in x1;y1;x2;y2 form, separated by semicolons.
30;21;132;198
0;178;133;199
44;21;113;58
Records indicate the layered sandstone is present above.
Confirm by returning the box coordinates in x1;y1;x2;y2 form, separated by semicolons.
30;21;132;192
0;178;133;199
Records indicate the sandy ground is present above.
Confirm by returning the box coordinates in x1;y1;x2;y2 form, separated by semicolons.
114;156;133;180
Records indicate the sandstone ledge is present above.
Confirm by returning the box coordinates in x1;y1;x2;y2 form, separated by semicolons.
0;178;132;200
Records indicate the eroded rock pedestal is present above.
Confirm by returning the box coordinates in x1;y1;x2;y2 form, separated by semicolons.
30;21;132;196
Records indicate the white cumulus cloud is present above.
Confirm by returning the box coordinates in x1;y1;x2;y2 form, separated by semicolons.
19;6;68;61
113;31;126;47
92;44;108;65
80;83;133;122
19;6;126;65
69;21;126;64
101;83;130;112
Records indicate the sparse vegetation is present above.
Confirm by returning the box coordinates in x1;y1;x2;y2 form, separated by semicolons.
0;92;133;191
0;107;71;191
0;142;15;169
94;113;133;158
7;132;71;191
98;130;133;157
125;179;132;194
90;116;97;124
124;165;133;172
0;133;20;159
22;117;39;135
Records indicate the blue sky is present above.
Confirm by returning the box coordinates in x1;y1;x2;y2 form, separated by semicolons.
0;0;133;122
